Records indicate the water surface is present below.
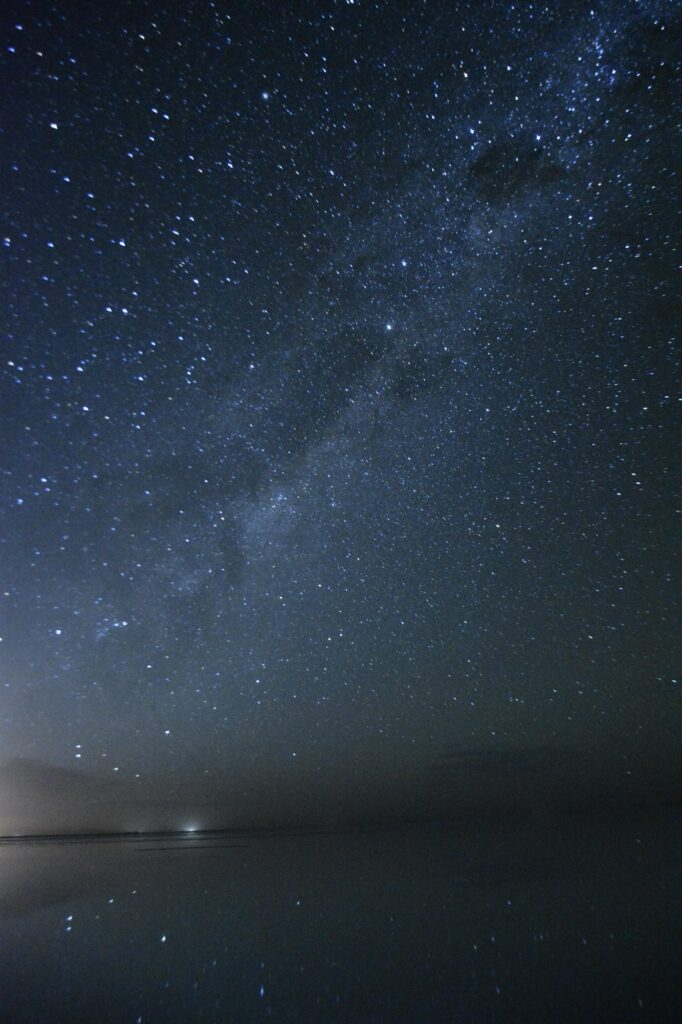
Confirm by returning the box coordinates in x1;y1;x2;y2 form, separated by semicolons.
1;814;679;1023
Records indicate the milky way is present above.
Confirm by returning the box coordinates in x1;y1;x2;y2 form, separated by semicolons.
1;0;679;828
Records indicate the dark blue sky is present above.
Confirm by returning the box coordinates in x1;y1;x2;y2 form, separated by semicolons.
1;0;679;830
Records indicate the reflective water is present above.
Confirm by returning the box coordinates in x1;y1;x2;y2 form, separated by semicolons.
1;814;680;1023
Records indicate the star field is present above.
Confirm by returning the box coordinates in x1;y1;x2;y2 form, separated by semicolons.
1;0;679;826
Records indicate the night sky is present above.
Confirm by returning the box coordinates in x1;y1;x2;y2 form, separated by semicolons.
1;0;680;832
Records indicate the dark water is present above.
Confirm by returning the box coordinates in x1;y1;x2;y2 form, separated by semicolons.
1;814;680;1023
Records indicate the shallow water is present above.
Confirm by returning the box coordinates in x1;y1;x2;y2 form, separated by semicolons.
1;814;680;1023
